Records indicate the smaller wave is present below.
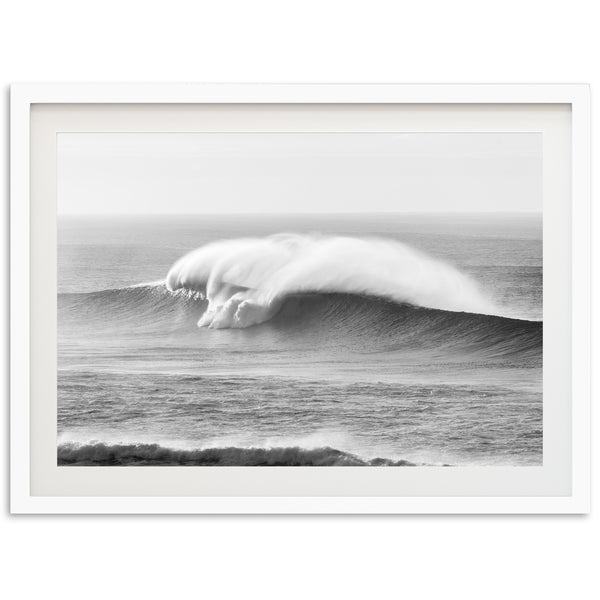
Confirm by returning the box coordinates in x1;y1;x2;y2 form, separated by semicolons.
57;442;417;466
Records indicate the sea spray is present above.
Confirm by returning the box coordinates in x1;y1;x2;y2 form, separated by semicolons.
166;234;497;329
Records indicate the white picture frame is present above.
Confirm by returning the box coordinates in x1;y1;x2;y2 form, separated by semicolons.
10;83;591;514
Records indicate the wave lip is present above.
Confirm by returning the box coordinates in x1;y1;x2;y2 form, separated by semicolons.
57;442;417;467
165;233;499;329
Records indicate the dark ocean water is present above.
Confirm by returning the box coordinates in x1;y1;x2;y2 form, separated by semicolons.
57;213;542;466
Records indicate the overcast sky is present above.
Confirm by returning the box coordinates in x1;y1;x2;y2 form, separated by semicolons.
58;133;542;215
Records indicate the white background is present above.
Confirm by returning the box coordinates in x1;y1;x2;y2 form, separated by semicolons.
0;2;596;599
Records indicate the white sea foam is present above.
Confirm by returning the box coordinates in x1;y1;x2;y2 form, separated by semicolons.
165;234;497;329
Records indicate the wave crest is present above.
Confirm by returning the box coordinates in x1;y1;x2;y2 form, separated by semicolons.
166;234;496;329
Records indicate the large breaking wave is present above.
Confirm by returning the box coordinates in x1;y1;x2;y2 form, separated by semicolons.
166;234;498;329
59;287;541;361
58;235;542;362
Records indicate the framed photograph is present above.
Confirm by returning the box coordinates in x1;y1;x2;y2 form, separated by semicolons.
10;84;590;513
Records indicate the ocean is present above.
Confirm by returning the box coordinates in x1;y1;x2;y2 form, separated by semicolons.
57;213;542;467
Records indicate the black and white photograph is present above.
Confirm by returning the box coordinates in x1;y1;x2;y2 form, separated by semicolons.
57;132;543;467
5;0;598;595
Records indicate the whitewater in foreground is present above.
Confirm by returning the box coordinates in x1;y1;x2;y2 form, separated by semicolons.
57;213;542;466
